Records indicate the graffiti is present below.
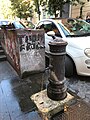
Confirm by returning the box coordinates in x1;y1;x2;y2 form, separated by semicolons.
1;28;45;77
18;33;45;52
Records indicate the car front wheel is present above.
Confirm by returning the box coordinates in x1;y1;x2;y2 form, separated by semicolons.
65;55;75;77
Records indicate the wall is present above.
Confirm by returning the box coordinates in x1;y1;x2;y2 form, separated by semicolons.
71;0;90;19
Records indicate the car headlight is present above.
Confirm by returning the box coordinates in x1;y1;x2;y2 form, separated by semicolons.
84;48;90;58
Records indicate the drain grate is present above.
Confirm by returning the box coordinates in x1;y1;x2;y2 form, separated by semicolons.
52;99;90;120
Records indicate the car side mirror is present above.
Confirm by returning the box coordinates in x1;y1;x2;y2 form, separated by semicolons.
47;31;55;39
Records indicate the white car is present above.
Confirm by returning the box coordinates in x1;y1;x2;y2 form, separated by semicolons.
35;18;90;77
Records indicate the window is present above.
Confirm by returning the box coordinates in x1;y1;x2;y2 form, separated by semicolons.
13;21;25;29
43;21;52;33
43;21;61;37
36;22;44;29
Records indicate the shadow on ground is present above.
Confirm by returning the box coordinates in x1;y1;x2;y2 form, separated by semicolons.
0;61;49;120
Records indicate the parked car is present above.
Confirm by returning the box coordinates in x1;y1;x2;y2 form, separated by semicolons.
0;20;9;26
0;19;26;29
35;18;90;77
20;20;35;29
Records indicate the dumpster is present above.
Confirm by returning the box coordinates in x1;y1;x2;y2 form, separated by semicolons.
0;28;45;78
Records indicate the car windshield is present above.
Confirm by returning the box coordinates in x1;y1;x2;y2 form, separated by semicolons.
57;19;90;37
26;21;35;29
58;22;71;36
13;21;25;29
20;20;35;29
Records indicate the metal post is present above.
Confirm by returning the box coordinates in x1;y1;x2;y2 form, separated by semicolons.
47;39;68;101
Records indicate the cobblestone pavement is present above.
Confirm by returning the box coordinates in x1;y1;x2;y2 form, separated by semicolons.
66;76;90;104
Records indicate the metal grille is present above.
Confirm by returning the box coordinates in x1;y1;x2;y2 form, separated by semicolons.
52;99;90;120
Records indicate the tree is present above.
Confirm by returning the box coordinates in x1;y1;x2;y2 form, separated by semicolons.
47;0;80;17
10;0;33;20
0;0;13;19
33;0;44;20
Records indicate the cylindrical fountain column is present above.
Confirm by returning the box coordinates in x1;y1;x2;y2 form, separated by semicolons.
47;39;68;101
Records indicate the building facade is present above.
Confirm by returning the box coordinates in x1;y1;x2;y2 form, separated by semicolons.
70;0;90;19
39;0;90;21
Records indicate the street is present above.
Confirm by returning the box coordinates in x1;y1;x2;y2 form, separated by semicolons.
67;75;90;104
0;61;90;120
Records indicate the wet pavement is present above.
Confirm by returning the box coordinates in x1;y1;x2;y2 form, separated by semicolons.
0;61;48;120
0;61;90;120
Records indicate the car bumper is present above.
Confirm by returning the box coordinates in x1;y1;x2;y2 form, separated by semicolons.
74;56;90;76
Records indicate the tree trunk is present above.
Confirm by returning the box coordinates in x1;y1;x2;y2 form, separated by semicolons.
60;10;62;17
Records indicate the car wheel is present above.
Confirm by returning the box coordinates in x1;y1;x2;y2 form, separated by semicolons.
65;55;75;77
